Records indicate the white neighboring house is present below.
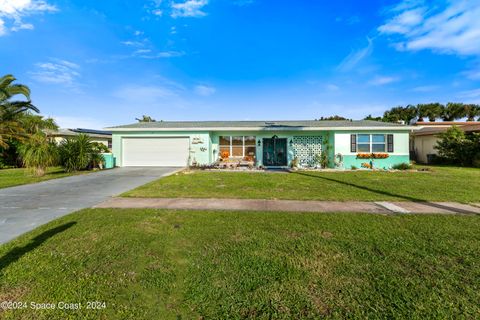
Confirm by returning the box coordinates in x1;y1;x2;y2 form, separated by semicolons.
411;122;480;164
47;128;112;150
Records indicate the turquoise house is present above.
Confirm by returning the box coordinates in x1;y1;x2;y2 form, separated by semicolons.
107;120;413;169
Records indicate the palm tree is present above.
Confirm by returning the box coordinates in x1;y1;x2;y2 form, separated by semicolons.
417;103;443;122
18;132;59;176
441;103;466;121
0;74;39;148
19;112;58;134
464;104;480;121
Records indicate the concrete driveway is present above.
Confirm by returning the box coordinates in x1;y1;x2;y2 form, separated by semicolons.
0;167;180;244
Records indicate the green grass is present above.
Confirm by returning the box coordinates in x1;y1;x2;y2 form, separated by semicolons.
122;166;480;203
0;209;479;319
0;167;87;189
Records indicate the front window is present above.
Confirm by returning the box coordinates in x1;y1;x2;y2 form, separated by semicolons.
357;134;387;153
372;134;386;152
357;134;370;152
219;136;256;160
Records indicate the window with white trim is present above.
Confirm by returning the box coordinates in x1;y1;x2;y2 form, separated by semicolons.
356;134;388;153
219;136;256;158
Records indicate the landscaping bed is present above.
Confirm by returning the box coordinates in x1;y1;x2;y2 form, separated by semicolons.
0;209;478;319
122;166;480;203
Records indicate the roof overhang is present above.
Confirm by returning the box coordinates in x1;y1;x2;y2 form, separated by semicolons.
107;126;418;132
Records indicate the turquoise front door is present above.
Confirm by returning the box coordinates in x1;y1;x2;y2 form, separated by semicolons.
263;138;287;166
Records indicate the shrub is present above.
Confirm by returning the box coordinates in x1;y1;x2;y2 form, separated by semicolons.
435;126;480;166
59;134;104;172
351;165;358;170
392;162;412;170
18;133;59;176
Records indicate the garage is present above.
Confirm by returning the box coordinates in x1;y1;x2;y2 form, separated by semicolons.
122;137;189;167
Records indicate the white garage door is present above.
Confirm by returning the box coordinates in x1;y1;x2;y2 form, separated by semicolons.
122;137;189;167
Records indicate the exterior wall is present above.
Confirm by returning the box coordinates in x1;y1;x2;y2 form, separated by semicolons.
334;131;410;169
112;131;211;167
210;131;331;167
412;135;439;164
112;129;411;169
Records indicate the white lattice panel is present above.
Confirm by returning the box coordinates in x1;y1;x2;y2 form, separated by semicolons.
292;136;323;167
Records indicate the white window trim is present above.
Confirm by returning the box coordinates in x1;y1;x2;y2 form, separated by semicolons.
357;134;387;153
219;136;256;158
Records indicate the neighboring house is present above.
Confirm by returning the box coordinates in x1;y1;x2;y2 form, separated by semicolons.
411;122;480;164
107;120;413;169
48;128;112;150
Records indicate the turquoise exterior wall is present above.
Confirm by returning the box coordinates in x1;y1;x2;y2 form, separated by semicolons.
112;131;211;167
342;155;410;170
333;131;410;169
112;129;411;168
210;131;331;167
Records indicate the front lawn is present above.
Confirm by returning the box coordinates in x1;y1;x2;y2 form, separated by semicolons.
0;167;87;189
122;166;480;203
0;209;478;319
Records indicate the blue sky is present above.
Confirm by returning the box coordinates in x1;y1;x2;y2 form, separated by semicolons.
1;0;480;129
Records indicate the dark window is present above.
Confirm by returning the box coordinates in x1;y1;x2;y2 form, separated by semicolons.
387;134;394;152
350;134;357;152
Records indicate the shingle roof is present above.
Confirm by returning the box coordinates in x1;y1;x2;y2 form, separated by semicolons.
413;123;480;136
107;120;410;130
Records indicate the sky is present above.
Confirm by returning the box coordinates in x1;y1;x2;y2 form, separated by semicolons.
1;0;480;129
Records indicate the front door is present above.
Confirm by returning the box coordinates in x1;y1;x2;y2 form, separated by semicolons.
263;138;287;166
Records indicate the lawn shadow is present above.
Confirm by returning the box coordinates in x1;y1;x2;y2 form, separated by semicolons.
0;222;76;272
292;171;479;215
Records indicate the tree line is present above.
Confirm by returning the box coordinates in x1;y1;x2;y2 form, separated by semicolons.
364;103;480;124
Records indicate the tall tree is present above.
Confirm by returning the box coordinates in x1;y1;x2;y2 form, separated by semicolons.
0;75;39;148
382;105;417;124
464;104;480;122
382;106;403;123
417;103;443;122
441;103;466;121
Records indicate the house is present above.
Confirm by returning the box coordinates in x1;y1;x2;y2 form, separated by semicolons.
48;128;113;150
106;120;414;168
411;122;480;164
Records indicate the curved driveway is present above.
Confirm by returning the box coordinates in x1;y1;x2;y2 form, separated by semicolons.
0;167;179;244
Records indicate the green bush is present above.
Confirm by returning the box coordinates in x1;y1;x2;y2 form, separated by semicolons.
59;134;104;172
18;133;59;176
392;162;412;170
435;126;480;167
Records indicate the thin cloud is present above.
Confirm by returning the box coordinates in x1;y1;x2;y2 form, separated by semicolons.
325;84;340;91
459;88;480;99
411;85;438;92
171;0;208;18
30;59;80;87
378;1;480;56
337;37;373;72
136;50;185;59
368;76;399;86
0;0;57;36
194;84;216;96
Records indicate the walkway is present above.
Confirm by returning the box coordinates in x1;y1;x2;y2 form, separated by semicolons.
95;197;480;215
